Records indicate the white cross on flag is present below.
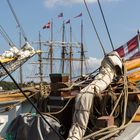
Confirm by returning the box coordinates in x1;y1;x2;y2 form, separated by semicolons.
115;35;139;58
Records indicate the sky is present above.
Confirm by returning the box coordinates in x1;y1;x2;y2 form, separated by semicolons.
0;0;140;82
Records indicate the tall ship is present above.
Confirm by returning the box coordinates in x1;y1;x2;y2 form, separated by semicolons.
0;0;140;140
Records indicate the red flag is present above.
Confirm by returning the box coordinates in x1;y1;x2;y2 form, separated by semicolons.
65;19;70;24
130;51;140;59
42;21;51;29
74;13;82;18
115;35;139;57
58;12;63;18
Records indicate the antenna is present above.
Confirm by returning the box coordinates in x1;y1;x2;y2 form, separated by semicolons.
6;0;28;42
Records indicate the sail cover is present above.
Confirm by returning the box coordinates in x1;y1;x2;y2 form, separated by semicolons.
6;114;61;140
67;51;123;140
0;42;37;78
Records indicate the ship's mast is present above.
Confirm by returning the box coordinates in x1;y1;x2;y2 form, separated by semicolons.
61;21;65;73
27;32;48;81
81;19;84;76
19;31;23;84
32;22;85;82
69;25;72;82
39;31;43;83
50;19;53;74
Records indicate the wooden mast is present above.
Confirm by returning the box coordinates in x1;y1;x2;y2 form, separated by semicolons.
81;19;84;76
50;19;53;74
69;25;72;82
19;31;23;84
62;21;65;73
39;31;43;83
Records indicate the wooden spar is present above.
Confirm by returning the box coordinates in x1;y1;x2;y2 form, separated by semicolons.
125;57;140;71
128;69;140;82
32;41;81;47
0;57;15;63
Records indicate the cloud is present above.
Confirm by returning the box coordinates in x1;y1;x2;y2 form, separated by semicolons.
86;57;101;70
44;0;120;8
72;57;102;76
44;0;95;8
87;57;101;66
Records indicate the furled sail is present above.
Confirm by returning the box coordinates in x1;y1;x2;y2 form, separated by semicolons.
67;51;123;140
0;42;38;78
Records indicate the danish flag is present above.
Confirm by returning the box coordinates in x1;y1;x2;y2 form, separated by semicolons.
42;21;51;29
115;35;139;58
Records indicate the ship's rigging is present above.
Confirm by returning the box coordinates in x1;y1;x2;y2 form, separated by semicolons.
0;0;140;140
31;19;88;83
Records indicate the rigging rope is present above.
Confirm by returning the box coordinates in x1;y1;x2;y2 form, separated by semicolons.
6;0;28;42
97;0;115;51
0;61;65;140
82;67;132;140
0;25;15;47
83;0;106;56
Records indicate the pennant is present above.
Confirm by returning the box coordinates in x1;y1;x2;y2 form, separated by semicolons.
65;19;70;24
115;35;139;57
74;13;82;18
58;12;63;18
42;21;51;29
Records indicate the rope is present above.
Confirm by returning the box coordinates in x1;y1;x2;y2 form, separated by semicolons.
82;65;133;140
82;125;117;140
45;96;74;115
0;61;65;140
6;0;28;42
82;98;139;140
98;105;139;140
83;0;106;56
97;0;114;50
0;25;15;47
109;91;123;116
